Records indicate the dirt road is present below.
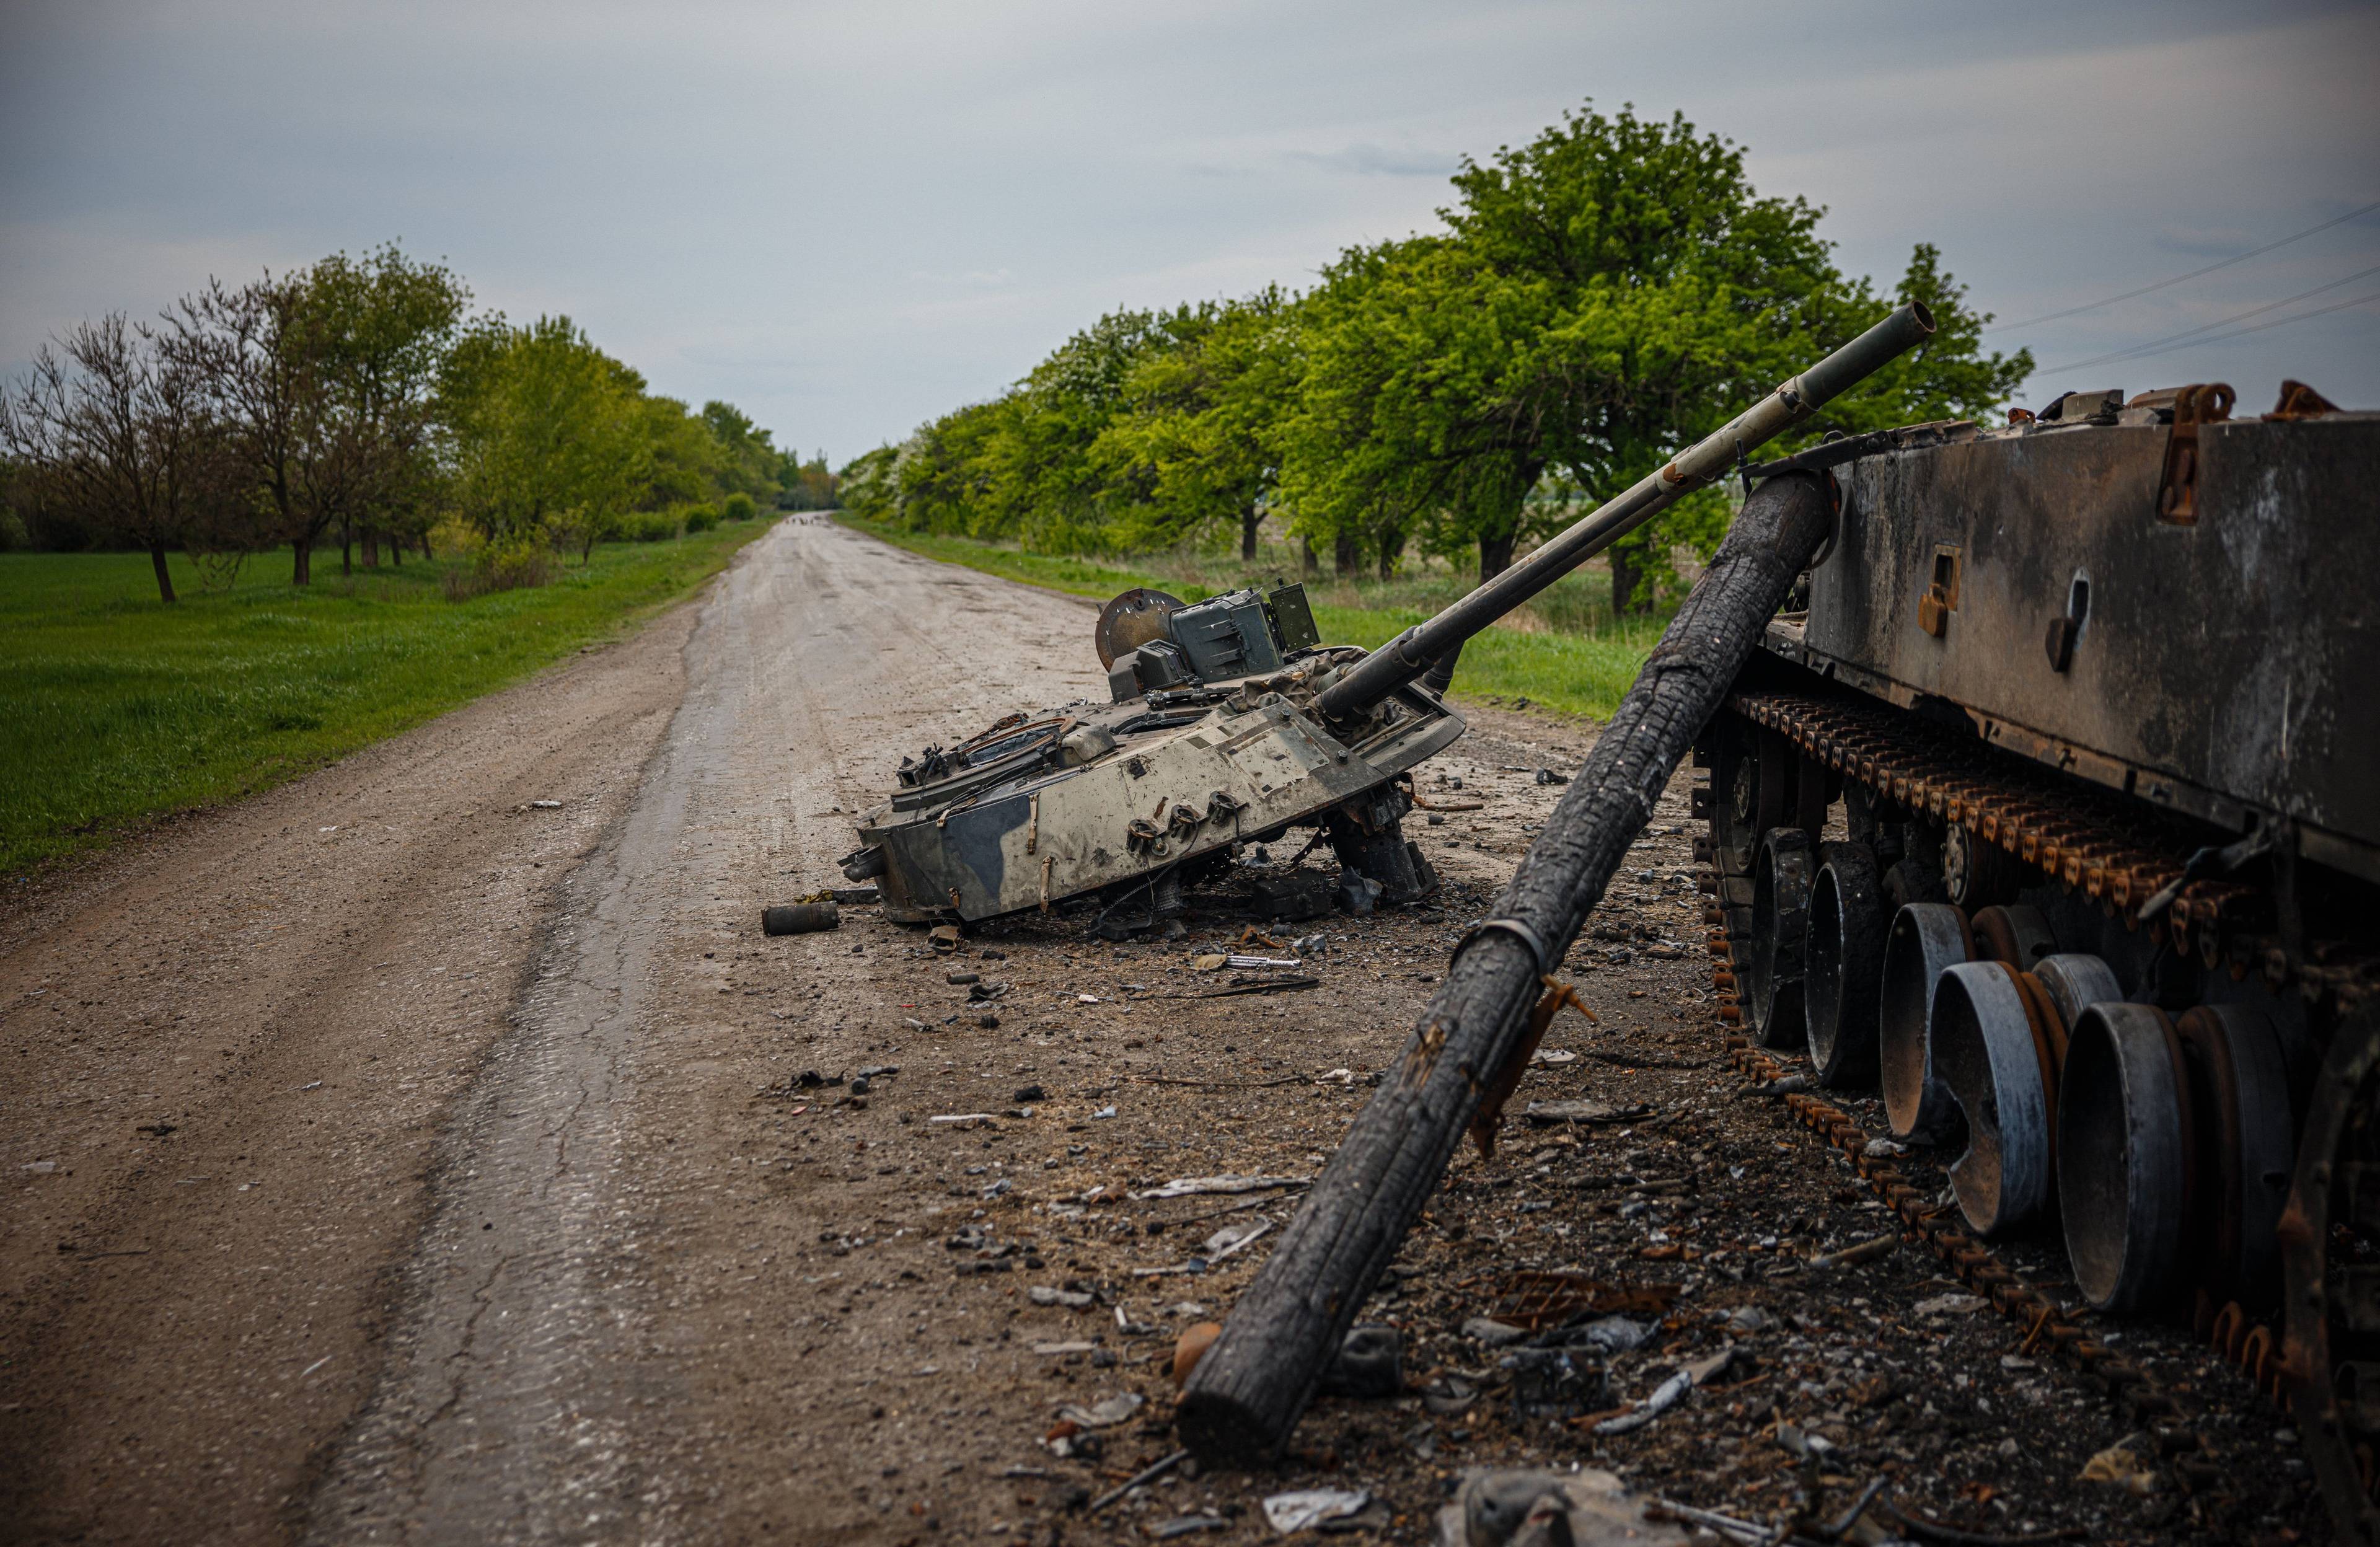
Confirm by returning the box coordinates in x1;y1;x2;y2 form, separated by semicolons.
2;515;2314;1545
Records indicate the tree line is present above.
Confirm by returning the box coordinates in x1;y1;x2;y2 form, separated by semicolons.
839;104;2033;612
0;243;834;601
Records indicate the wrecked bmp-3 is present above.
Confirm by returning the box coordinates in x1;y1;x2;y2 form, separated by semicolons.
839;302;1939;939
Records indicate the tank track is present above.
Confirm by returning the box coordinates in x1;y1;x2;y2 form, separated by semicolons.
1713;688;2379;1013
1690;687;2380;1540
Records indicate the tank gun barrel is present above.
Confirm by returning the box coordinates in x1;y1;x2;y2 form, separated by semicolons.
1313;300;1935;720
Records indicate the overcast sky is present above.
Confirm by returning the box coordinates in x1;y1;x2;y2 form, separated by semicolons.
4;1;2376;463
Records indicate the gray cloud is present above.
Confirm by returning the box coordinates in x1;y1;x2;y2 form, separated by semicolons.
1283;145;1460;179
4;0;2376;461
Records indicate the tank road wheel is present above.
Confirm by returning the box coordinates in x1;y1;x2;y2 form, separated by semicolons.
1880;902;1973;1143
1747;827;1814;1050
2285;1001;2380;1546
2058;1003;2193;1312
1710;718;1784;883
1805;841;1885;1085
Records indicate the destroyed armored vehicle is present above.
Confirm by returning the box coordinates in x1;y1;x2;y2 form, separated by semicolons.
839;578;1460;937
841;305;1942;943
1695;381;2380;1538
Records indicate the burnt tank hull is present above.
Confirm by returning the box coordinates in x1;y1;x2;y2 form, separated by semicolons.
1697;392;2380;1541
1785;412;2379;878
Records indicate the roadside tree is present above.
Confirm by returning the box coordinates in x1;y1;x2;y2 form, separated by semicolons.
1095;288;1303;560
440;315;648;557
0;313;234;602
298;245;472;571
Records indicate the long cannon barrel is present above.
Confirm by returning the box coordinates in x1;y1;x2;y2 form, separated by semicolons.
1313;300;1934;720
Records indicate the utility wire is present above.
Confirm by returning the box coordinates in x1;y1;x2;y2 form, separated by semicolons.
2030;264;2380;376
2032;289;2380;377
1990;197;2380;332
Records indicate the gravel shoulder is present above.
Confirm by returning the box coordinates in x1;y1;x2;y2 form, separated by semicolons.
1;515;2315;1545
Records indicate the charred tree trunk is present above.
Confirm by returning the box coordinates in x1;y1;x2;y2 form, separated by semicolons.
1241;506;1261;563
1176;471;1834;1465
1478;532;1515;582
149;541;177;604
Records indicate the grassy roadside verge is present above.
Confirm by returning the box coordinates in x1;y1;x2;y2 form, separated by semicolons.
0;519;775;878
832;513;1663;723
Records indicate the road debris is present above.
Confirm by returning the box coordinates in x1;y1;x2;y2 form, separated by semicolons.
1315;1324;1403;1399
1134;1174;1310;1201
1086;1448;1190;1514
1262;1488;1370;1534
1520;1098;1642;1126
1173;1322;1223;1384
1590;1345;1739;1436
2079;1436;2159;1494
1913;1292;1991;1318
1055;1391;1142;1428
760;902;839;936
1807;1232;1898;1270
1442;1469;1691;1547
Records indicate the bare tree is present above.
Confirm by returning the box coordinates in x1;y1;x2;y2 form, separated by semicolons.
0;314;226;602
170;278;301;581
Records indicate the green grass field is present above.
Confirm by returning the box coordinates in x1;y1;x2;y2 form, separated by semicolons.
833;514;1665;724
0;521;774;878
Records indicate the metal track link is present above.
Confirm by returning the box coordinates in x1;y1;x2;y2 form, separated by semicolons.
1727;689;2380;1013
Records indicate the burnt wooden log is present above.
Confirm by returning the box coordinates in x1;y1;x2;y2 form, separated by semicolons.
1176;470;1835;1463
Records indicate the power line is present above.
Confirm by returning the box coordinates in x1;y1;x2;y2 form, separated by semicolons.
2029;263;2380;376
2036;289;2380;377
1990;197;2380;332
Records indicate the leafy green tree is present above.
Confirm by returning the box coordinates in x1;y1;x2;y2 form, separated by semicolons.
1273;240;1465;581
849;99;2029;612
779;451;838;509
700;400;783;504
1432;103;2028;610
298;244;472;571
1095;288;1303;560
837;444;898;519
439;315;648;558
893;397;1010;535
635;396;728;511
975;308;1189;549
